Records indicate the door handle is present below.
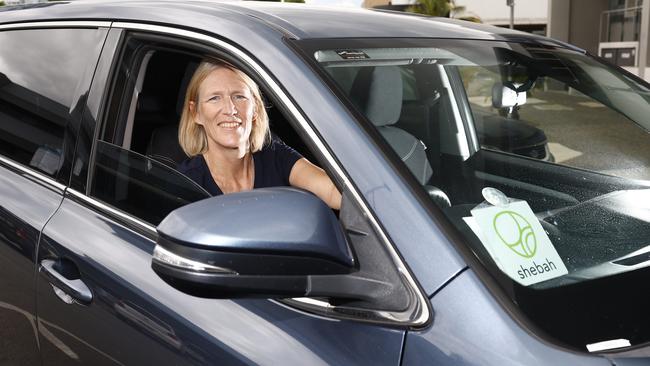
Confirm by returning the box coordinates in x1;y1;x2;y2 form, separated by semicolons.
40;259;93;305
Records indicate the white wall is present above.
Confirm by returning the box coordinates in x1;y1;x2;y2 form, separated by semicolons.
455;0;548;25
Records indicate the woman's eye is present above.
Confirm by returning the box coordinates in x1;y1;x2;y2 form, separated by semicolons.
207;96;220;102
234;95;248;101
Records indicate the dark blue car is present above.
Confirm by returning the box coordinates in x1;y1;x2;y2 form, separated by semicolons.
1;1;650;365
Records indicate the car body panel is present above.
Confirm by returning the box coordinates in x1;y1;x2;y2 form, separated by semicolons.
402;269;612;366
0;163;63;366
36;195;405;365
0;23;106;365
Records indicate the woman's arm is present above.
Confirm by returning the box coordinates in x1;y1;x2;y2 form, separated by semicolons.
289;158;342;210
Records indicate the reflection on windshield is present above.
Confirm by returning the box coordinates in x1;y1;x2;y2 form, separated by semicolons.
312;40;650;351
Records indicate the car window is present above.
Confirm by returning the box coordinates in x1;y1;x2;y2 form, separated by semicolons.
0;28;106;180
88;38;211;225
91;141;209;224
90;35;316;225
310;40;650;350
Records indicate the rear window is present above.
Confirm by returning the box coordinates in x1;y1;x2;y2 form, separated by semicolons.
0;27;106;180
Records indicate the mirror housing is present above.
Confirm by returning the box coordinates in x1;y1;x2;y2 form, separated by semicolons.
152;187;356;298
492;83;527;108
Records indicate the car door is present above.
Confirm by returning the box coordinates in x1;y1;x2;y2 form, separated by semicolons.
35;25;409;365
0;24;107;365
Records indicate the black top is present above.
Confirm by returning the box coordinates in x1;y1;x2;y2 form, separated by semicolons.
177;139;303;196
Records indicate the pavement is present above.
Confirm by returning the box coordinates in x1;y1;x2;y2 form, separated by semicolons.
474;89;650;181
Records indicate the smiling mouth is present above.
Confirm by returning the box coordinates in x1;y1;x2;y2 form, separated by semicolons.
218;121;242;128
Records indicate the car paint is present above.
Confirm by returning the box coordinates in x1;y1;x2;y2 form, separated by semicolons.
0;1;641;365
0;160;62;366
37;195;405;365
0;22;105;364
402;270;610;366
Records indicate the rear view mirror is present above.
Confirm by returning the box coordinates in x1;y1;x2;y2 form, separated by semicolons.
492;83;527;108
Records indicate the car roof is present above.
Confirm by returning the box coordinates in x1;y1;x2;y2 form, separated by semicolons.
0;0;581;51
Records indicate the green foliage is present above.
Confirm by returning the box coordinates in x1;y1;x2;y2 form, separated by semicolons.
0;1;5;6
284;0;306;3
406;0;464;18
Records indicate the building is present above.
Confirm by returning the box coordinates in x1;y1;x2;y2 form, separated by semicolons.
362;0;548;33
362;0;650;80
547;0;650;80
455;0;547;35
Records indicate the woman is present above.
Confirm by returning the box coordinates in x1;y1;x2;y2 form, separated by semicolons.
177;59;341;210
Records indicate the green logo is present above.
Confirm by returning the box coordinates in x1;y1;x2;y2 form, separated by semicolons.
493;211;537;258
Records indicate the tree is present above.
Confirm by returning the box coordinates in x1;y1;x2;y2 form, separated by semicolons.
406;0;462;17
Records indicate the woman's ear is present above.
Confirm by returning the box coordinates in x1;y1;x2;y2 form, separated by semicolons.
189;101;203;125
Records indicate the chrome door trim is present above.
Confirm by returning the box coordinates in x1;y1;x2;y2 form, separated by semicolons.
0;155;66;192
0;21;112;30
66;188;157;234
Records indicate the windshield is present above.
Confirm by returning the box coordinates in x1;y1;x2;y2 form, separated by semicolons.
305;39;650;352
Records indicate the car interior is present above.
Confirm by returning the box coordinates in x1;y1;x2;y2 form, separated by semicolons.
92;45;322;224
128;49;316;168
322;55;650;349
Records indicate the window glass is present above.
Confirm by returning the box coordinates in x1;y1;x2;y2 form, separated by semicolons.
92;141;209;225
311;41;650;351
460;57;650;180
90;44;211;225
0;28;105;177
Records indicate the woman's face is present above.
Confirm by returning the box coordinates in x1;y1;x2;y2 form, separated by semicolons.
192;67;256;153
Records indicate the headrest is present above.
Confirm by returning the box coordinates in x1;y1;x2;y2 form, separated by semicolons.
176;61;199;117
349;66;403;127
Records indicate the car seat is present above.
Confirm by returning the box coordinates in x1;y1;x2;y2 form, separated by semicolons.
349;66;450;207
144;60;198;168
349;66;434;185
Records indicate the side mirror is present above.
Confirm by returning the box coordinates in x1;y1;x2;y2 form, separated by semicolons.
151;187;356;298
492;83;527;108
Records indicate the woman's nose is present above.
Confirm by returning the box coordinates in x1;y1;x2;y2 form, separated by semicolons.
222;97;237;115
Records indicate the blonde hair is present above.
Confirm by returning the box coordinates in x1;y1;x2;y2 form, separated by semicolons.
178;59;270;156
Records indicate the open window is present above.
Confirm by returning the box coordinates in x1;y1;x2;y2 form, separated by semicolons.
91;33;319;225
